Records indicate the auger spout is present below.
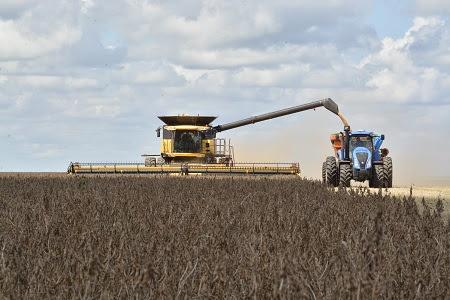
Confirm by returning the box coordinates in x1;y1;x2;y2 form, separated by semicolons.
214;98;349;132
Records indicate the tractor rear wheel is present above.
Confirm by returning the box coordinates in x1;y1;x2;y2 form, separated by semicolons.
383;157;393;188
324;156;338;187
339;164;352;187
370;164;385;188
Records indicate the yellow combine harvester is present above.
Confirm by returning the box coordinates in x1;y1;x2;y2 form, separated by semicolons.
68;98;348;175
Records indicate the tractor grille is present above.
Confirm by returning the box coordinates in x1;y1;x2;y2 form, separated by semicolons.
355;152;369;168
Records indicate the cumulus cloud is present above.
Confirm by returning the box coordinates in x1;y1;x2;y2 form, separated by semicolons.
416;0;450;15
0;20;80;60
359;17;450;104
0;0;38;19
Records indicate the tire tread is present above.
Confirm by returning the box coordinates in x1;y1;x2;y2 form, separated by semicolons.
325;156;338;187
339;164;352;187
383;157;393;188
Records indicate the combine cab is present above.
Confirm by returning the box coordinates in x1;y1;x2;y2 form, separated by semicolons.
323;128;393;188
152;115;234;165
68;98;345;176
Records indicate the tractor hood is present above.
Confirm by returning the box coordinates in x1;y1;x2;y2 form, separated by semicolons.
352;147;372;170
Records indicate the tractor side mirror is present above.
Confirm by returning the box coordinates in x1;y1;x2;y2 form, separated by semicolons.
381;134;385;140
156;127;161;138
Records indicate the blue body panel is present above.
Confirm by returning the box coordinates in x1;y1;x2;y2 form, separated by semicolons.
352;147;372;170
338;130;385;182
372;135;383;161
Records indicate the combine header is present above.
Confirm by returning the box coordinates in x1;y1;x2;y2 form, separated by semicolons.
68;98;347;175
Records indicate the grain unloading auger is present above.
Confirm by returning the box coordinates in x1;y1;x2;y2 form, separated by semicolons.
68;98;348;175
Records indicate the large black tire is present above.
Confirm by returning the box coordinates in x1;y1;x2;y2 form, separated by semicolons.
370;164;385;188
322;162;326;183
383;157;393;188
339;164;352;187
324;156;338;187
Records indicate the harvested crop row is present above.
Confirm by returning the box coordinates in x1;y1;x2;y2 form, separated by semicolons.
0;176;449;298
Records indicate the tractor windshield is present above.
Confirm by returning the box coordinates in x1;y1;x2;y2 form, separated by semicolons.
174;130;202;153
350;136;373;152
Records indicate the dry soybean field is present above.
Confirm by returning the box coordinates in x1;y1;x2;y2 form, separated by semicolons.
0;175;449;298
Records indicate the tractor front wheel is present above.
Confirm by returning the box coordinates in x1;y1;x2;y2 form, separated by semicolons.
370;164;385;188
339;164;352;187
324;156;338;187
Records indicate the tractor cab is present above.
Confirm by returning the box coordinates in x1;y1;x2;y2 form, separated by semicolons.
349;135;373;153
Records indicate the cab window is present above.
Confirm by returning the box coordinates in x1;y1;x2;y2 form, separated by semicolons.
350;136;373;152
174;131;202;153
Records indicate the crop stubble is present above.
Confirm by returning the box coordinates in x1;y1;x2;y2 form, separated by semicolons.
0;175;449;298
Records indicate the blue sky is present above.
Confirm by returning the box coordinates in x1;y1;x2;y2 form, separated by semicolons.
0;0;449;185
368;1;412;38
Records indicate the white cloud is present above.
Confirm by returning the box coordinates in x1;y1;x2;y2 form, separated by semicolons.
48;96;122;119
121;62;186;86
7;75;98;90
233;64;309;87
416;0;450;15
0;20;80;60
80;0;95;14
0;0;38;19
359;17;450;103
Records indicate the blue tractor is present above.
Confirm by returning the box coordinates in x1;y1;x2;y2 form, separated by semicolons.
322;127;393;188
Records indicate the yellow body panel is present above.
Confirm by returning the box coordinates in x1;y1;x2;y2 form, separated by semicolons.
161;139;172;154
68;163;300;175
165;153;205;158
202;139;214;155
